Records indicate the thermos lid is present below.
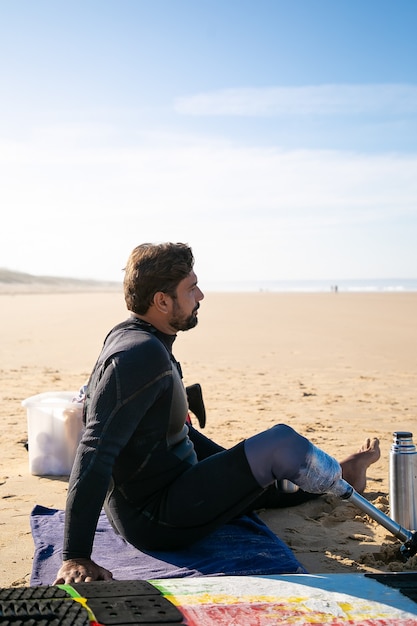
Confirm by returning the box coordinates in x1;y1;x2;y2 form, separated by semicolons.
391;431;415;451
393;431;413;439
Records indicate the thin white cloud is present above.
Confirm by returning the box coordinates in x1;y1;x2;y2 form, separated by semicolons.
1;131;417;221
1;129;416;280
175;84;417;117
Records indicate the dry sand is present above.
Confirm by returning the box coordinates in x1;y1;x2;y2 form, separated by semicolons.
1;288;417;587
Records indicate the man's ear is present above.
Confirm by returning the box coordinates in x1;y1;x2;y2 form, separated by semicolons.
152;291;171;314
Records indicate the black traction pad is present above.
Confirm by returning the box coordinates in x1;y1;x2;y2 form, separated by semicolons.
71;581;185;625
0;586;68;601
0;581;186;625
0;597;90;626
71;580;161;598
83;595;184;625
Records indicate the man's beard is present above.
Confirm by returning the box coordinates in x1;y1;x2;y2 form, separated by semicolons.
170;302;199;332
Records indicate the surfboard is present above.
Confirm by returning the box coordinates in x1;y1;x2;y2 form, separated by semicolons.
152;573;417;625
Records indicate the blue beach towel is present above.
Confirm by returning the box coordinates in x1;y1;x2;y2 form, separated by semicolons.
30;505;307;585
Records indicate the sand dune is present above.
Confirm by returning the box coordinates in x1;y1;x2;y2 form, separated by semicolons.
0;268;121;294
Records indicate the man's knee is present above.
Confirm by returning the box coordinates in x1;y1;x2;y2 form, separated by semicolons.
244;424;310;487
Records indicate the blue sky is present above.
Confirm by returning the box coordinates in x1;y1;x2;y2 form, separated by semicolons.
1;0;416;285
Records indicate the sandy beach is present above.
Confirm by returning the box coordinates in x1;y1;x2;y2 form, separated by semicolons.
1;288;417;587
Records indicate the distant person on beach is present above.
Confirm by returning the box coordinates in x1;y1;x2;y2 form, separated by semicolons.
54;242;380;584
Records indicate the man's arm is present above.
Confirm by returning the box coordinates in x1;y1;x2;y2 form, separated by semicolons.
56;335;173;582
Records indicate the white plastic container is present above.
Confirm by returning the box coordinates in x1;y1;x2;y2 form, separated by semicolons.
22;391;84;476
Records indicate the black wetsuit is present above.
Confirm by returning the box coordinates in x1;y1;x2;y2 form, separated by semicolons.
63;316;321;560
63;317;267;558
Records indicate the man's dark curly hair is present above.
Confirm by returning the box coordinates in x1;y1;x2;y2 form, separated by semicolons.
124;242;194;315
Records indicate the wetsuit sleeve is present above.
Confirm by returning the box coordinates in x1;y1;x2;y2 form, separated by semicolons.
63;339;172;560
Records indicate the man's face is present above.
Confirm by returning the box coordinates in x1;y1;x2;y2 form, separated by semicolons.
169;270;204;332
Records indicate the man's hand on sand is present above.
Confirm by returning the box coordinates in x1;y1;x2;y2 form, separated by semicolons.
53;558;113;584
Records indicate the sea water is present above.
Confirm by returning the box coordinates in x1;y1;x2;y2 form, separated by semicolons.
202;278;417;293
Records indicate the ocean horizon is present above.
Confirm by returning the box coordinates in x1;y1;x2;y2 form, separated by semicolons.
2;269;417;295
202;278;417;293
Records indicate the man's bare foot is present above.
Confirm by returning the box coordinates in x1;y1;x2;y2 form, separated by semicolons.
340;438;380;494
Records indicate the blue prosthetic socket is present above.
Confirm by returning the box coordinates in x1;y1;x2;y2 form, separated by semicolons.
244;424;343;495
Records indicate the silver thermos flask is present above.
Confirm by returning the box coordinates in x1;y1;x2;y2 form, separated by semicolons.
389;431;417;531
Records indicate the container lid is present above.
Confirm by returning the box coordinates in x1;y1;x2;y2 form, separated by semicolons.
22;391;78;407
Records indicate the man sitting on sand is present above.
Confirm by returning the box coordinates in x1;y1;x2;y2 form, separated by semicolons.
55;242;380;584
